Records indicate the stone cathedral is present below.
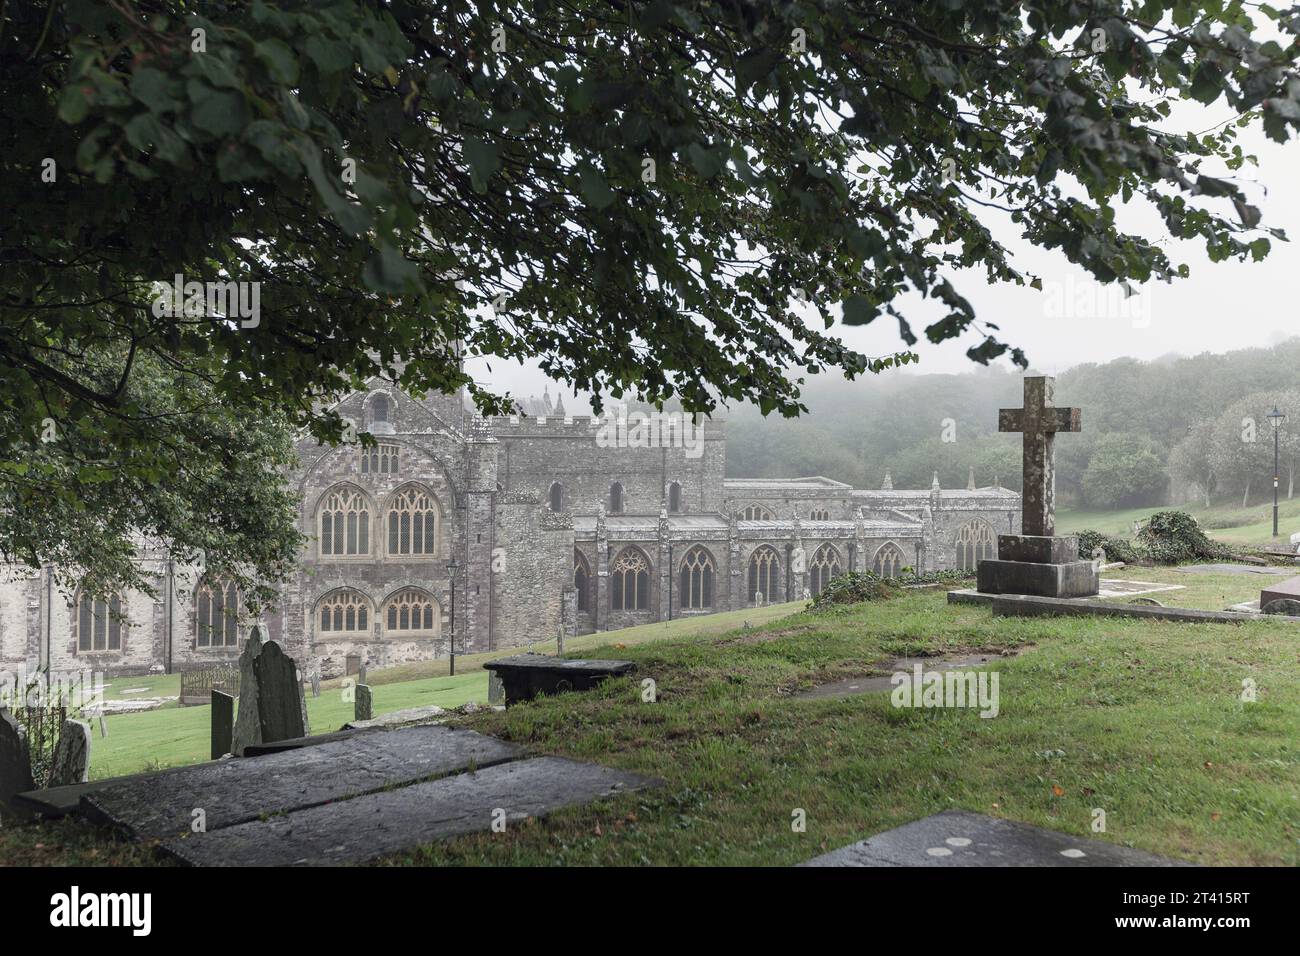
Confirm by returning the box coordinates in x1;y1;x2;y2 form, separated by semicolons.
0;379;1020;678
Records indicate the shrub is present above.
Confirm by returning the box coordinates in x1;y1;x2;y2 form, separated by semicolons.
1075;529;1142;564
809;571;898;609
1136;510;1232;564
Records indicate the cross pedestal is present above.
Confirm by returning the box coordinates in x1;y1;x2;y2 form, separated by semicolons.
977;376;1099;598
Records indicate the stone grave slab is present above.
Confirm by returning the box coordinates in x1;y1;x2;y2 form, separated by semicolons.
343;704;446;730
795;653;1008;700
484;653;635;706
802;810;1190;867
81;724;520;841
1174;563;1294;575
162;756;659;867
990;593;1280;623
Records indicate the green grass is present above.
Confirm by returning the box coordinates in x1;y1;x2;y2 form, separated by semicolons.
9;589;1298;866
395;589;1300;867
1098;565;1276;611
84;601;807;780
1059;496;1300;546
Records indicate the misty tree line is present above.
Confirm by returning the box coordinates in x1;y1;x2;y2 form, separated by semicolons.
725;339;1300;512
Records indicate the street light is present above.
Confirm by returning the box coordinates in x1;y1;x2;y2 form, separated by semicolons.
447;556;458;676
1268;406;1285;538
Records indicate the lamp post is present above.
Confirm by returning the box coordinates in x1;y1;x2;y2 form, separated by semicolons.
1268;406;1285;538
447;556;458;676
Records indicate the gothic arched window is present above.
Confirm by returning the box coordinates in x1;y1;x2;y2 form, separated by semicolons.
748;546;781;606
609;482;624;514
549;482;564;513
668;481;682;513
808;545;842;599
317;589;373;635
809;508;830;521
383;588;440;636
75;590;124;652
873;542;906;579
679;546;716;610
195;578;240;648
371;393;390;424
360;442;399;474
386;484;439;556
739;504;775;521
956;520;997;571
574;550;591;612
319;486;371;556
610;547;650;611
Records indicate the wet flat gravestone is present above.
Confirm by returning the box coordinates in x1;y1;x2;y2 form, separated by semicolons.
81;725;521;841
801;810;1190;867
484;654;635;706
162;756;658;866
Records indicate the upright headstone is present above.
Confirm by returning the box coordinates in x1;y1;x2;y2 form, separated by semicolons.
354;684;373;722
487;670;505;705
0;708;34;822
231;627;309;757
310;669;321;699
978;376;1099;598
48;719;91;786
358;660;367;686
211;690;235;759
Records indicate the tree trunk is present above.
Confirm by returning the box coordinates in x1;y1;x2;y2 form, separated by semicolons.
1242;477;1252;509
1204;469;1213;508
1288;461;1294;500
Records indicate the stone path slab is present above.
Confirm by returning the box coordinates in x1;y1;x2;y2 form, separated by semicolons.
162;756;658;866
802;810;1190;867
81;725;520;841
1174;563;1294;575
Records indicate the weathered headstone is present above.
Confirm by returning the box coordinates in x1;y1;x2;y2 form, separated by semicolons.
310;669;321;698
1261;597;1300;616
978;376;1099;599
487;670;505;705
211;690;234;759
98;715;108;739
0;708;34;822
231;627;310;757
358;660;367;685
48;720;91;786
354;684;373;722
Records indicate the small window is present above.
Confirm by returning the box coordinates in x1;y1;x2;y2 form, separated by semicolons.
360;443;400;474
668;481;682;513
371;393;390;424
549;482;563;512
609;482;624;514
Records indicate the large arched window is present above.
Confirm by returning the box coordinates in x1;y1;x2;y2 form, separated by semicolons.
956;519;997;571
738;504;775;521
195;578;240;648
319;486;371;556
316;589;373;636
610;547;651;611
609;482;624;514
386;484;439;556
549;482;564;513
679;546;716;610
873;542;906;579
748;546;781;606
75;590;124;653
383;588;440;637
574;550;591;612
667;481;682;513
808;545;842;599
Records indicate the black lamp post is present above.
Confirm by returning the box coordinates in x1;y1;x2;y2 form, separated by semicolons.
1268;407;1285;538
447;556;458;676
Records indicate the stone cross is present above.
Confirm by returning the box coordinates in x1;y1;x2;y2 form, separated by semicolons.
998;376;1081;537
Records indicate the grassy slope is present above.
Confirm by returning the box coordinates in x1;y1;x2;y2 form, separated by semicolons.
398;589;1299;867
86;601;806;780
1059;496;1300;545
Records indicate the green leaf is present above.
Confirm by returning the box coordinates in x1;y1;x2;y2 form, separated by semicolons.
463;136;500;193
58;85;91;124
579;166;617;209
255;39;300;85
192;90;248;136
842;294;879;325
304;36;354;74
